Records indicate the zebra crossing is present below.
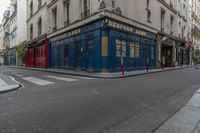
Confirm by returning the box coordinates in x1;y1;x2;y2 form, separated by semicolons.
20;75;95;86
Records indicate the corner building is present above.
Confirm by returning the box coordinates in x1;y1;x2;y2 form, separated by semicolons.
46;0;190;73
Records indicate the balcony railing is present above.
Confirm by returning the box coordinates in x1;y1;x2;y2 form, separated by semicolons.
192;25;200;34
52;26;57;32
38;30;42;36
161;27;164;32
30;34;33;40
64;20;70;27
81;10;90;20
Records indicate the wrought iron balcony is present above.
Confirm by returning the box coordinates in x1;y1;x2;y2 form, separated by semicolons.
52;26;57;32
64;20;70;27
81;10;90;20
192;25;200;35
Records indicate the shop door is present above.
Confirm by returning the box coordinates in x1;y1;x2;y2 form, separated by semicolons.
86;40;94;72
161;45;173;67
141;44;150;67
75;42;84;70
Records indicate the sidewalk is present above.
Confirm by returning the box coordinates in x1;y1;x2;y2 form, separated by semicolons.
154;89;200;133
8;65;192;78
0;73;20;94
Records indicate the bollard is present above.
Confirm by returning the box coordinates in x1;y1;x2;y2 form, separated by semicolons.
121;64;125;78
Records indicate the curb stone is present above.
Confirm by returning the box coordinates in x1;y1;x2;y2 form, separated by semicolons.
0;74;21;94
7;65;192;79
154;89;200;133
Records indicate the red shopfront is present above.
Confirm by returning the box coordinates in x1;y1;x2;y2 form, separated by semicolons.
25;35;48;68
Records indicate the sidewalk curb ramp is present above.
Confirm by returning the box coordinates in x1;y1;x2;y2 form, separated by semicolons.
0;74;21;94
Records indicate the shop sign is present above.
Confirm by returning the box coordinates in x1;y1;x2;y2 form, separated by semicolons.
50;29;81;42
102;36;108;56
106;20;148;37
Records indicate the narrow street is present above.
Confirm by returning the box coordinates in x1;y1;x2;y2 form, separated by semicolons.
0;67;199;133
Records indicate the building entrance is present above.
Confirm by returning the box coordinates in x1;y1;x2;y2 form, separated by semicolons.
161;45;173;67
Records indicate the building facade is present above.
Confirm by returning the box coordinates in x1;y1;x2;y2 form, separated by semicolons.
2;8;11;65
191;0;200;60
0;0;27;66
20;0;192;72
0;25;5;64
40;0;191;73
26;0;48;68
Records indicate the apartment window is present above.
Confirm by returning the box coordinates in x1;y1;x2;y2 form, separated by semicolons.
146;0;151;22
161;9;165;32
64;1;70;27
81;0;90;19
52;8;57;32
30;24;33;40
182;26;184;39
112;0;115;9
30;1;33;16
38;0;42;9
170;15;174;35
38;17;42;35
147;0;150;8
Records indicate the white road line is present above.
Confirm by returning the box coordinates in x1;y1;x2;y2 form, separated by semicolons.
43;75;79;82
22;77;54;86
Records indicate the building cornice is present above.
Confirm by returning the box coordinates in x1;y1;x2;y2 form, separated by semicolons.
158;0;177;14
47;0;59;8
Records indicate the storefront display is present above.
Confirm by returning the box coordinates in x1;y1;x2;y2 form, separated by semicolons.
48;18;157;72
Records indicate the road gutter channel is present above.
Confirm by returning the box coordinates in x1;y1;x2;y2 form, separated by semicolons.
154;89;200;133
8;65;192;79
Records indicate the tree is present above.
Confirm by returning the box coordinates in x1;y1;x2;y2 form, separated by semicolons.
17;42;26;65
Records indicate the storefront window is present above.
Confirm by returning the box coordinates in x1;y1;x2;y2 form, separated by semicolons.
135;43;140;58
87;40;93;57
151;47;154;59
76;42;82;57
130;43;135;58
64;44;69;58
116;39;126;58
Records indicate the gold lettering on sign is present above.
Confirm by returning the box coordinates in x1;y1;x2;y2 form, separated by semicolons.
135;30;147;36
108;20;133;33
107;20;147;37
102;36;108;57
50;29;81;42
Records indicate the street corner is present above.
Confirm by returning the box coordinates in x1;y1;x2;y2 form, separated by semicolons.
0;73;21;94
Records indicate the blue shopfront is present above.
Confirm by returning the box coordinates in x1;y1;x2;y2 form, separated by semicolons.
48;18;157;73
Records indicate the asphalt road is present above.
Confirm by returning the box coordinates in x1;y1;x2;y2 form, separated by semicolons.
0;66;200;133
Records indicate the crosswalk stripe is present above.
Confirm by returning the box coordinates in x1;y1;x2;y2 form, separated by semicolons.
44;75;79;82
22;77;54;86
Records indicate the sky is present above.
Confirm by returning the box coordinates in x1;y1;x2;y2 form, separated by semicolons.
0;0;11;23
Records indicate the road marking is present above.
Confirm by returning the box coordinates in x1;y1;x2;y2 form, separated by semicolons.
43;75;79;82
22;77;54;86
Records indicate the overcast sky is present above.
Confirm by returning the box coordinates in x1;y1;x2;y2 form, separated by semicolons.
0;0;11;23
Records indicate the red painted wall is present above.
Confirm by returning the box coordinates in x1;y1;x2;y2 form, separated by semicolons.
25;39;48;68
